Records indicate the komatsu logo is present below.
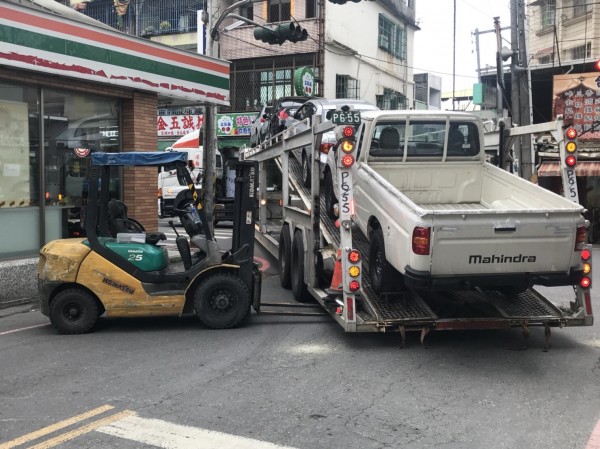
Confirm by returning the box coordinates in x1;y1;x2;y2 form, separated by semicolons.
102;277;135;294
469;254;536;264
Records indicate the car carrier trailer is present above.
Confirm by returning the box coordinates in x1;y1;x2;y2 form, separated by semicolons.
242;113;593;348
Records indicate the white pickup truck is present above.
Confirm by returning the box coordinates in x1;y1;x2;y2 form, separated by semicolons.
323;110;587;294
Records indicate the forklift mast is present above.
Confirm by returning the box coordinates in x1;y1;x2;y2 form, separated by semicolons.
230;160;259;288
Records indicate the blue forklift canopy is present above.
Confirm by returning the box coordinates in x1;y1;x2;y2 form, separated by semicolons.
92;152;188;166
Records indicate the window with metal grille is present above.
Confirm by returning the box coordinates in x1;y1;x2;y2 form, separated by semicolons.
572;0;590;17
336;75;360;99
540;0;555;29
376;89;407;110
306;0;316;18
268;0;291;22
240;4;254;20
570;42;591;60
228;55;320;112
378;14;406;60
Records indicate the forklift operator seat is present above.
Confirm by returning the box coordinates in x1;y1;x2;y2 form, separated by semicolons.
107;200;139;236
107;199;166;245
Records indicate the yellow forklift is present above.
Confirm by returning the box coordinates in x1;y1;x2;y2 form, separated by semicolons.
38;151;260;334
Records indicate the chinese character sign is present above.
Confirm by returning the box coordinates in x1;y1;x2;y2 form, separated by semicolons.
553;73;600;141
157;114;204;137
216;113;258;137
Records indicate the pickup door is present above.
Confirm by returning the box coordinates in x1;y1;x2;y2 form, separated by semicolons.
429;211;578;276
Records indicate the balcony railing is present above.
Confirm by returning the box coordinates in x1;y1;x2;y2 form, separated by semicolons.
81;0;204;37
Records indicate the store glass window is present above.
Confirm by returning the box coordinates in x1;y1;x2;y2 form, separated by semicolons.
0;82;40;258
43;90;120;242
0;81;121;260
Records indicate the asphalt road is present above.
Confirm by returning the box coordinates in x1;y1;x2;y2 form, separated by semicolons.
1;244;599;448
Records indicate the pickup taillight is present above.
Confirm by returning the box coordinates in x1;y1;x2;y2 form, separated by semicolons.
320;143;333;154
575;225;586;251
412;227;431;255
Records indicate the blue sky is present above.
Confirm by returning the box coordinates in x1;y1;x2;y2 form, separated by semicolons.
413;0;511;94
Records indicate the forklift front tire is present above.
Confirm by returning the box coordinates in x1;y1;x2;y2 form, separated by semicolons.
193;273;251;329
49;288;100;334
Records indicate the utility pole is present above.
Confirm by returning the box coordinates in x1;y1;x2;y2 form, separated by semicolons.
510;0;533;180
203;0;217;230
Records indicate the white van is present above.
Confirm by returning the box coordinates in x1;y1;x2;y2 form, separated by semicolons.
157;143;223;217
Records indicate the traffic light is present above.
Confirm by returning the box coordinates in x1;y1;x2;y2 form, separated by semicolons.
277;22;308;43
253;22;308;45
253;25;279;44
564;126;578;168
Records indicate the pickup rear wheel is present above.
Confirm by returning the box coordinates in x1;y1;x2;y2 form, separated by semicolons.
194;273;250;329
279;225;292;289
291;230;311;302
369;228;394;294
324;170;337;220
49;288;100;334
301;150;311;187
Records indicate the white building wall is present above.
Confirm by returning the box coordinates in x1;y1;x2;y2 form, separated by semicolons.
323;1;415;106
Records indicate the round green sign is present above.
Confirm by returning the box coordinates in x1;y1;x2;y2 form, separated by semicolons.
294;66;315;96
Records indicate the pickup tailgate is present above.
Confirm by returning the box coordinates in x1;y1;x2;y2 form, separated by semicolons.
430;211;578;276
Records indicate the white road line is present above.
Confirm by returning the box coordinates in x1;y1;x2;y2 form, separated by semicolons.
0;324;49;336
97;415;298;449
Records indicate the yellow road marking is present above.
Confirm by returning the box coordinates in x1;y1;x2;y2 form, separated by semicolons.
25;410;135;449
0;405;114;449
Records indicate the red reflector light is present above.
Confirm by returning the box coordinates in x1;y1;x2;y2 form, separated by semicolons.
341;154;355;168
347;297;354;320
566;127;577;139
348;250;361;263
412;227;431;255
580;277;591;288
582;248;591;260
343;126;354;138
349;280;360;292
566;155;577;167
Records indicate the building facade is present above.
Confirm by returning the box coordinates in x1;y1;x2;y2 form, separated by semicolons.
212;0;418;112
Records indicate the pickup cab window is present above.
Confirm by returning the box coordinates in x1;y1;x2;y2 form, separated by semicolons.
369;121;480;158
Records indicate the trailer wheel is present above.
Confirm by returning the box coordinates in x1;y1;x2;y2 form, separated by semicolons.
301;150;311;187
324;170;337;219
49;288;100;334
194;273;250;329
279;225;292;289
369;228;394;293
291;230;311;302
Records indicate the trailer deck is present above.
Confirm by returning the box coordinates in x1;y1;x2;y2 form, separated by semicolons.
244;118;592;342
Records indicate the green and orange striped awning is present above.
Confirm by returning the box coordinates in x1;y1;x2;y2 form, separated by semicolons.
0;2;230;106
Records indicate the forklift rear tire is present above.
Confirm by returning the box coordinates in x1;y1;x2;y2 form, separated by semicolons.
291;230;311;302
279;225;292;289
194;273;251;329
49;288;100;335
